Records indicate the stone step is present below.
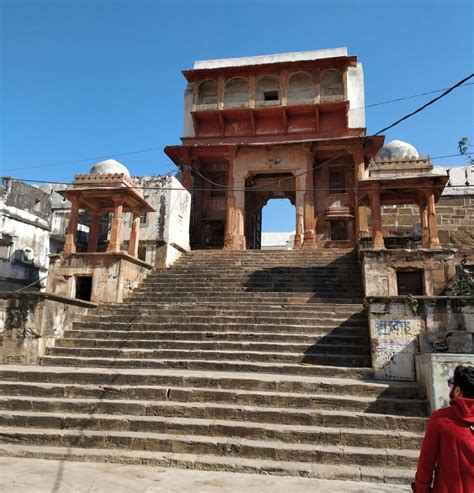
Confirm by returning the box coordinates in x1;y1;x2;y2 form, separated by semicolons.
71;322;367;334
45;348;372;365
50;341;370;355
129;296;364;304
143;275;363;282
118;301;364;310
0;367;423;398
82;313;367;324
139;284;364;291
0;382;425;410
0;392;426;431
2;363;377;381
58;333;370;347
75;316;367;328
134;285;363;292
0;411;424;449
40;355;374;374
0;427;419;468
0;443;417;485
144;274;362;281
97;305;366;316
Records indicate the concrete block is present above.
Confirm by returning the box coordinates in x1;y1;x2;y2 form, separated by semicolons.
447;331;473;353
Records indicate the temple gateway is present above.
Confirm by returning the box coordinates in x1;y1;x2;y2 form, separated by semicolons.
165;48;447;252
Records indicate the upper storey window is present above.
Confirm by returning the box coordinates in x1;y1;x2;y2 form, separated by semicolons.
256;75;280;105
288;72;315;104
320;69;344;102
224;78;249;107
197;79;218;105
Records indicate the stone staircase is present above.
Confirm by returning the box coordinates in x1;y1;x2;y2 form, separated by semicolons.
0;249;426;485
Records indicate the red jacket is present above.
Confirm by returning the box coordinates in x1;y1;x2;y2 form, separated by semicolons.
414;397;474;493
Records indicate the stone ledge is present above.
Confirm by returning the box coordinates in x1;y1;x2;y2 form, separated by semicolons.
0;290;98;308
55;252;153;270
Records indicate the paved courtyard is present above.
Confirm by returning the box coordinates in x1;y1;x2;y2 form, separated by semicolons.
0;457;411;493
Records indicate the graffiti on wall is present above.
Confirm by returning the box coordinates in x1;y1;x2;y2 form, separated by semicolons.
370;316;422;380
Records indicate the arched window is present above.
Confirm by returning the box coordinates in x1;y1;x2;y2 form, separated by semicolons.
256;75;280;103
320;70;344;101
224;77;249;106
287;72;314;103
197;79;218;105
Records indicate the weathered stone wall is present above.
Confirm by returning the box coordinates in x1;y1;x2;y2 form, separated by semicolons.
380;166;474;249
0;291;95;364
362;249;456;297
0;178;52;290
48;252;152;304
381;196;474;248
366;296;473;381
416;353;474;411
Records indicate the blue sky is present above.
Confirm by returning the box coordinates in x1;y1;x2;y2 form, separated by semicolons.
1;0;473;231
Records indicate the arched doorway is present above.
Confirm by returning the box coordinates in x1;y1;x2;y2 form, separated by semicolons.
261;198;296;250
245;173;296;250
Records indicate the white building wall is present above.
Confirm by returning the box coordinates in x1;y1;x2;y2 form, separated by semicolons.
0;179;52;290
346;62;365;129
120;176;191;267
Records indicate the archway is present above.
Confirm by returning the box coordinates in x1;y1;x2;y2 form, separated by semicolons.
261;198;296;250
245;173;296;250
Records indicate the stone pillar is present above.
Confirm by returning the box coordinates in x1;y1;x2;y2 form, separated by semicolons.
249;74;256;108
64;195;79;253
370;188;385;250
128;213;141;258
352;148;369;239
224;155;246;250
87;210;101;253
234;175;246;250
302;149;316;248
224;156;234;249
107;197;123;253
425;189;441;249
419;196;430;249
294;173;305;249
217;76;225;110
311;68;321;103
280;69;288;106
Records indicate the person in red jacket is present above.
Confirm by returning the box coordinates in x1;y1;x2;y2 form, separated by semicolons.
413;364;474;493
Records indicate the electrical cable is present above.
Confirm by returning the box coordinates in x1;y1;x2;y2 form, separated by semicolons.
3;79;473;173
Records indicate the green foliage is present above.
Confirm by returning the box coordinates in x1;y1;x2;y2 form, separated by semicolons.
407;295;420;315
458;137;474;165
449;261;474;296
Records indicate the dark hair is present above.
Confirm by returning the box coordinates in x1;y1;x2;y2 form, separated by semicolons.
453;365;474;398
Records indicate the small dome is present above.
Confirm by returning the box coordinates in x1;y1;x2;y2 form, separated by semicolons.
375;140;419;161
89;159;130;177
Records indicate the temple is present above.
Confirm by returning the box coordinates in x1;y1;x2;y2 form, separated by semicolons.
165;48;447;252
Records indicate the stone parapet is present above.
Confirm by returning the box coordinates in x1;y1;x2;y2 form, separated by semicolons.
365;296;473;381
361;248;456;297
48;252;153;304
416;353;474;411
0;291;96;364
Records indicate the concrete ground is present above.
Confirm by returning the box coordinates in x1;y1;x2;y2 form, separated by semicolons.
0;457;411;493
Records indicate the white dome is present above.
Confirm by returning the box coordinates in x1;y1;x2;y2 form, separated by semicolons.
89;159;130;177
375;140;419;161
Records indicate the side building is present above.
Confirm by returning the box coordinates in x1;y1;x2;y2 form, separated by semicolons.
0;178;52;290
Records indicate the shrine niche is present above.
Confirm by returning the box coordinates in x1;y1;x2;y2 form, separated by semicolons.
47;160;154;303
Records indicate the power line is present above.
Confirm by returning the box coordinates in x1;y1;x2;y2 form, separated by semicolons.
352;82;474;111
3;79;473;173
374;73;474;136
2;176;472;194
2;146;169;172
251;73;474;190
